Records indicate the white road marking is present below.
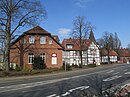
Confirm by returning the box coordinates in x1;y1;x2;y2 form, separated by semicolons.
46;94;57;97
0;87;5;89
62;92;70;96
47;86;89;97
0;65;125;93
124;72;130;74
123;69;127;72
103;75;122;82
106;70;114;74
113;72;119;75
121;83;130;88
68;86;89;92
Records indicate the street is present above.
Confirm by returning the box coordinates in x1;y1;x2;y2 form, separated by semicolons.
0;64;130;97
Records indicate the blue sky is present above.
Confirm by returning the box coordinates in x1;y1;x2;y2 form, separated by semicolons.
39;0;130;47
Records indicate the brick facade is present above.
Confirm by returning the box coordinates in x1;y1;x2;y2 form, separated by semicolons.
10;26;63;69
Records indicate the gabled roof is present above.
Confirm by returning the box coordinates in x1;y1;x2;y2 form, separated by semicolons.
62;38;92;51
101;49;118;56
11;26;51;45
118;48;130;57
26;26;51;35
11;26;63;49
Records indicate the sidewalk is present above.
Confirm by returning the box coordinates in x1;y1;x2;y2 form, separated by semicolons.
0;63;125;82
113;78;130;96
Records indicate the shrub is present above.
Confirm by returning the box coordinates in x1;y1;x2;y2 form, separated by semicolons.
0;68;63;77
62;62;71;71
72;63;79;68
87;64;96;67
32;56;46;70
15;64;21;71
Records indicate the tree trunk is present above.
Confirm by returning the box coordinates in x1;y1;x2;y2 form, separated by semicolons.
5;33;11;71
87;50;88;65
107;49;110;64
79;36;83;68
20;52;24;69
5;3;12;71
79;50;83;68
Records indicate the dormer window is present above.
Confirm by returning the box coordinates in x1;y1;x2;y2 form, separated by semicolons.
66;44;73;49
40;36;46;44
29;36;35;44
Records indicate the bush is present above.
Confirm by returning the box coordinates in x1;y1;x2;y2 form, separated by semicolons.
72;64;79;68
15;64;21;71
32;56;46;70
62;62;71;71
87;64;96;67
0;68;63;77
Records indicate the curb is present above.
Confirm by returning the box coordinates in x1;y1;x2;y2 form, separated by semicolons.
0;63;126;81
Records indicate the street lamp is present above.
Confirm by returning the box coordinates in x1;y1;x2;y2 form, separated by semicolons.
64;39;67;72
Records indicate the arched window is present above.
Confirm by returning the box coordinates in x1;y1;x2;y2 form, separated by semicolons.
40;53;46;63
28;53;34;64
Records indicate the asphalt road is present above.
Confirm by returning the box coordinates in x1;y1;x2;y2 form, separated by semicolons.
0;64;130;97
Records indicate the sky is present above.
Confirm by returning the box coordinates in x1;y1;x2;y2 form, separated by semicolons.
38;0;130;47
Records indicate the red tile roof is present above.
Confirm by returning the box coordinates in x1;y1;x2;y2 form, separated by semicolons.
62;38;92;51
118;49;130;57
52;35;60;42
101;49;118;56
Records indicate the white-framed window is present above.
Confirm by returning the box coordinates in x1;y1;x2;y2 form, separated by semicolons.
28;53;34;64
40;53;46;63
66;44;73;49
49;40;52;44
40;36;46;44
29;36;35;44
52;53;57;65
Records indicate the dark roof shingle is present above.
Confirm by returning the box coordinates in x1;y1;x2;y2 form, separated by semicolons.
26;26;51;35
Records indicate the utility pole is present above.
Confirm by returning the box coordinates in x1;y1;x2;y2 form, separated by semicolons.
64;39;67;72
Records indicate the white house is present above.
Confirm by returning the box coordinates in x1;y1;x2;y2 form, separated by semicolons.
62;30;100;66
101;49;118;63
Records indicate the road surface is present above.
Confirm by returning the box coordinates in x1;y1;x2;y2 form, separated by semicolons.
0;64;130;97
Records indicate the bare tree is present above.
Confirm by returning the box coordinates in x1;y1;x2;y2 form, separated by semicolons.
113;32;122;60
11;37;32;69
112;32;122;50
97;32;114;64
98;32;122;64
71;16;91;68
0;0;46;71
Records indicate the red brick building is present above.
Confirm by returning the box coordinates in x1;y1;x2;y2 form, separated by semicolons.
10;26;63;69
118;48;130;63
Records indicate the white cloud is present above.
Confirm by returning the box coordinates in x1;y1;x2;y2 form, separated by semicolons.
58;28;71;36
75;0;94;8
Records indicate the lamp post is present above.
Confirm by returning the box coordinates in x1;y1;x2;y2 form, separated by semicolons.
64;40;67;72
